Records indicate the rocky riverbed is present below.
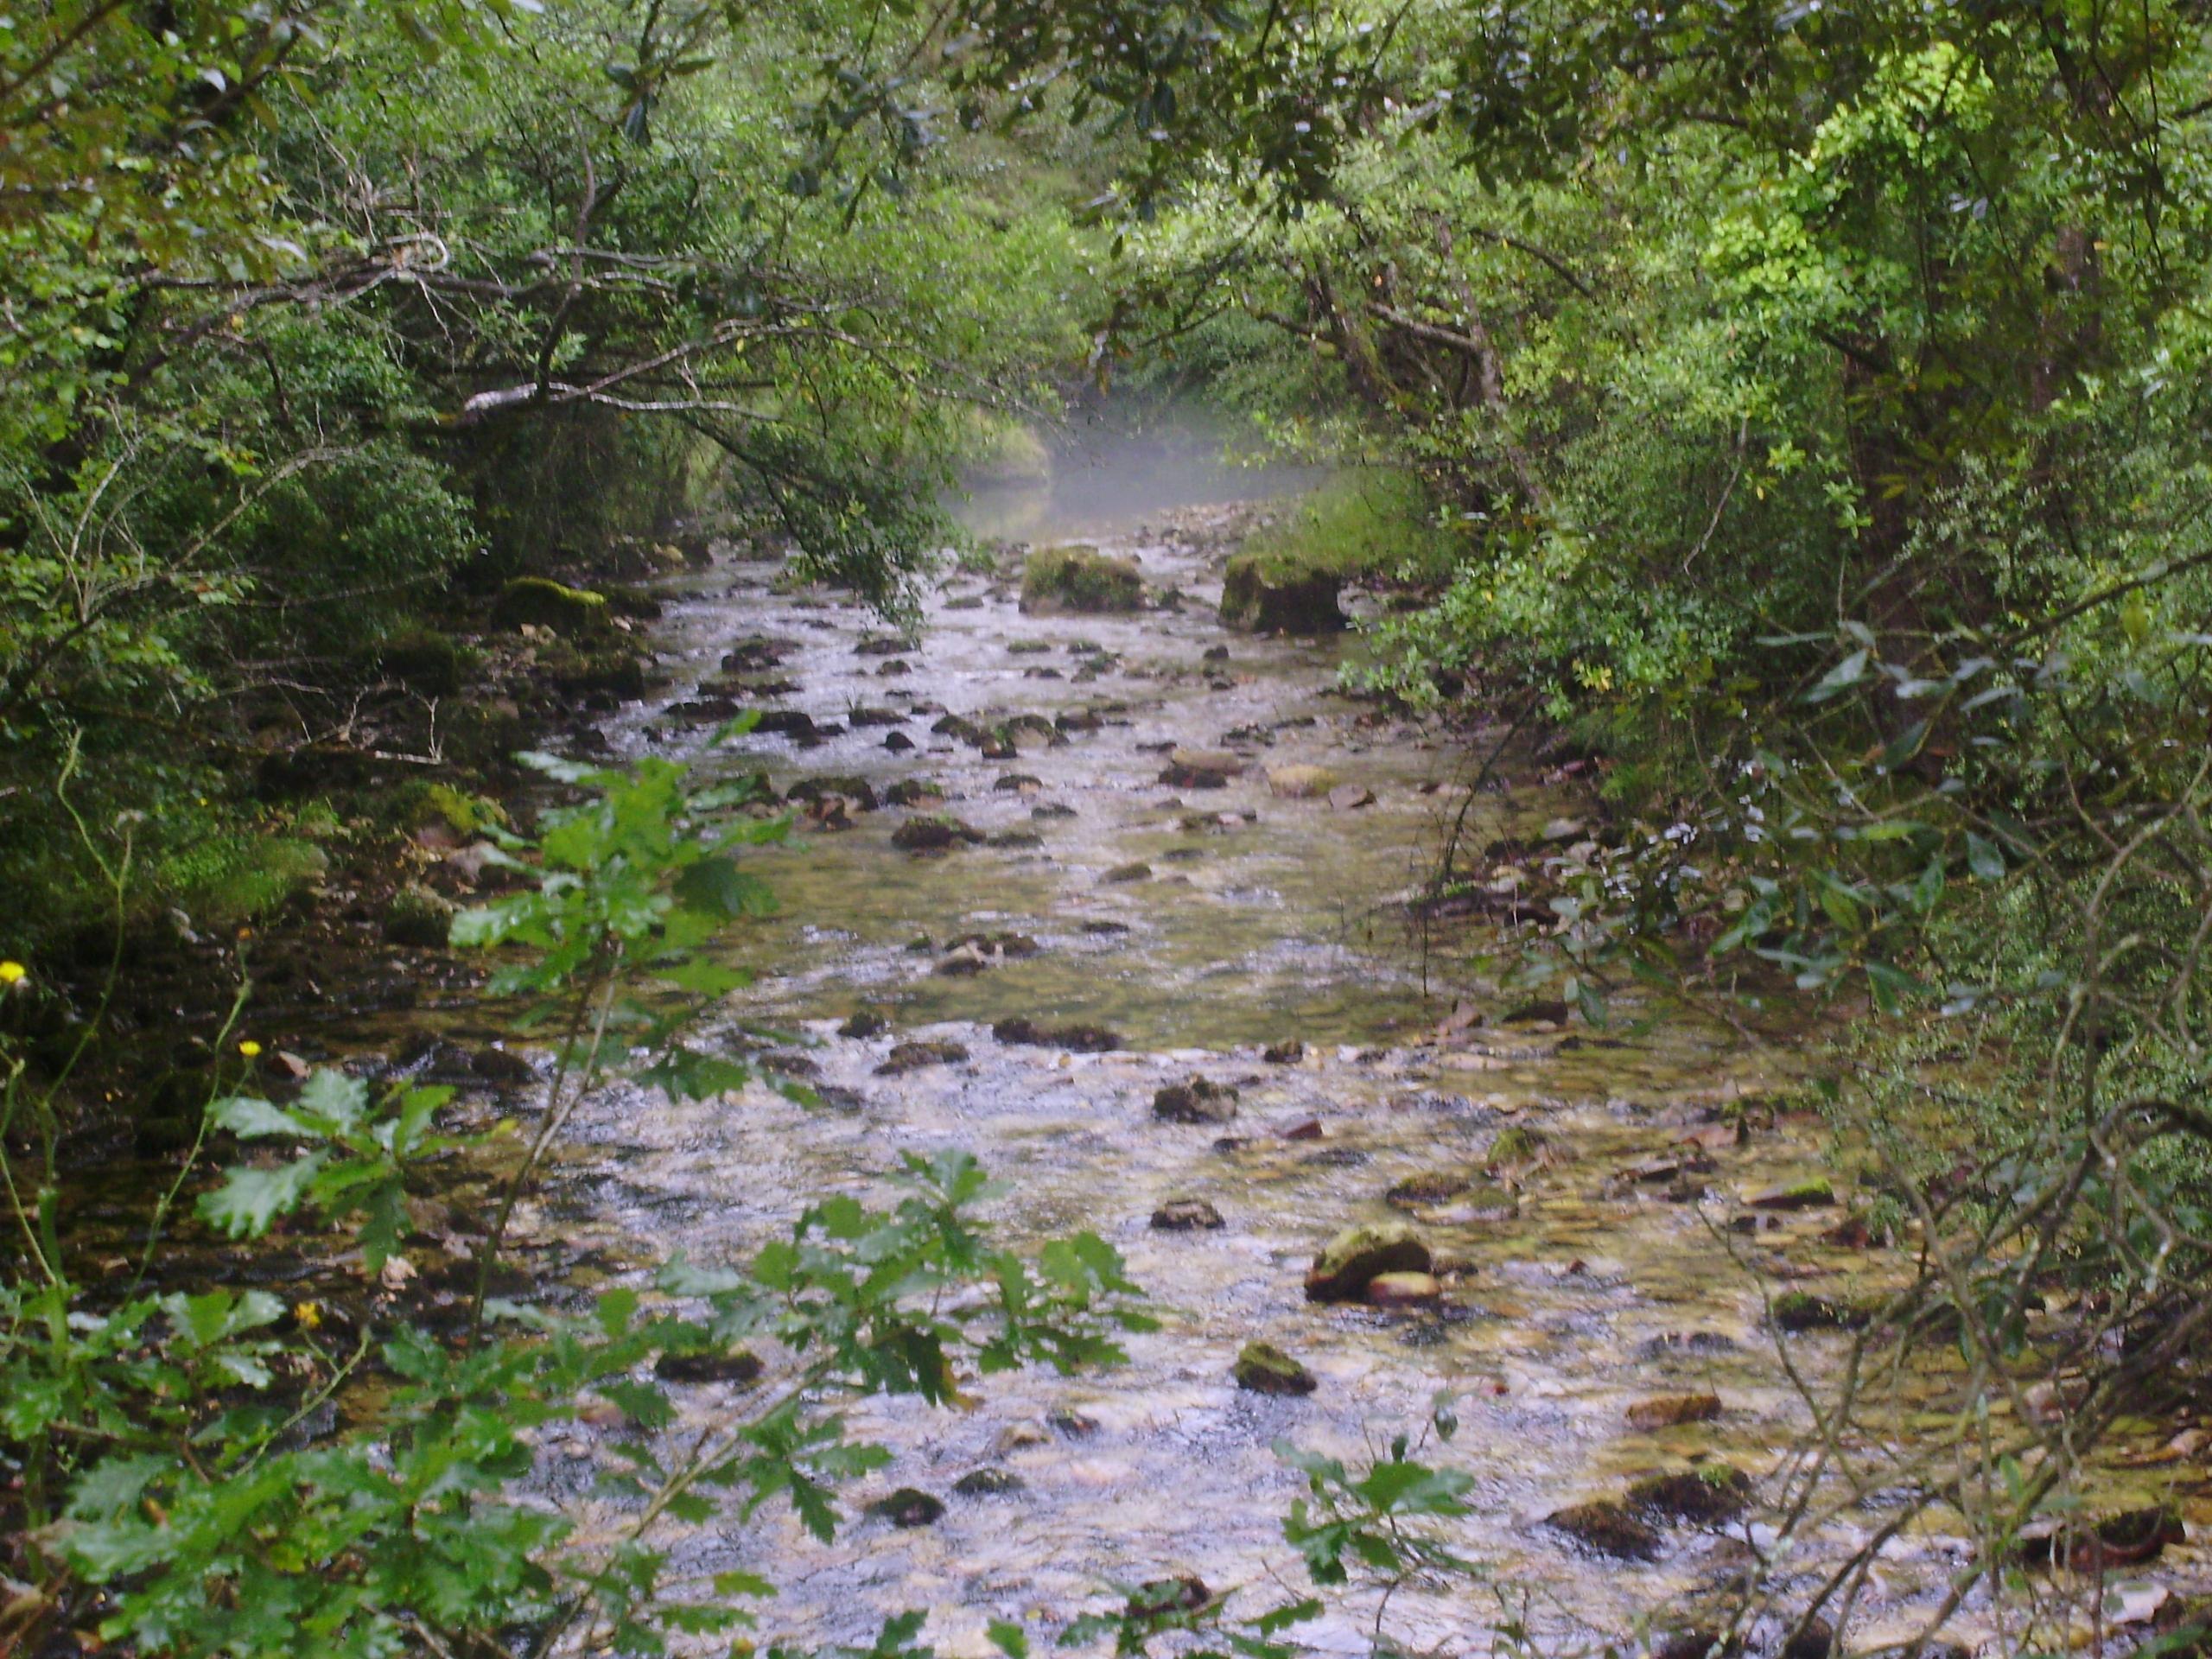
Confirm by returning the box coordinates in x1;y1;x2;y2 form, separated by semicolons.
411;483;2211;1658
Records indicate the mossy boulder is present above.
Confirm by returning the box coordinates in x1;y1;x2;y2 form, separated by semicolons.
1154;1076;1239;1125
1233;1340;1316;1395
383;882;455;949
493;575;610;636
1305;1222;1431;1303
1020;544;1144;615
1220;552;1346;635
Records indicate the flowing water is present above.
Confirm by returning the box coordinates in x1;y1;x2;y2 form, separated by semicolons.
465;455;2207;1657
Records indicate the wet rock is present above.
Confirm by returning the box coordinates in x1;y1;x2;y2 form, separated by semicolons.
1102;861;1152;884
1267;764;1337;798
1367;1271;1442;1307
867;1488;944;1529
1046;1406;1099;1437
878;658;911;676
760;1052;820;1080
1778;1620;1833;1659
884;779;944;807
1151;1197;1224;1231
951;1468;1025;1497
1128;1577;1211;1618
1233;1340;1316;1395
995;772;1044;792
1745;1179;1836;1211
1020;544;1145;615
493;575;609;636
950;931;1040;958
1033;802;1077;819
891;815;983;852
883;730;917;753
1385;1168;1471;1206
1220;554;1345;634
2018;1504;2187;1571
1771;1292;1872;1332
1544;1500;1662;1561
838;1009;888;1039
1637;1332;1740;1362
1263;1039;1306;1064
1154;1077;1239;1125
1625;1394;1725;1430
654;1347;763;1385
855;633;914;656
720;638;786;674
753;709;834;743
1201;645;1230;664
847;706;905;727
1159;761;1233;790
1055;709;1105;734
1305;1222;1431;1303
1080;920;1130;936
1627;1465;1751;1523
786;775;880;813
1280;1117;1325;1141
988;830;1045;849
383;883;454;950
874;1041;969;1076
1652;1632;1736;1659
1300;1147;1370;1169
993;1018;1121;1052
470;1046;535;1085
1328;784;1376;810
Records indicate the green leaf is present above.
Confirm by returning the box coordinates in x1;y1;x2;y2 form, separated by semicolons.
672;854;777;920
197;1154;327;1237
989;1619;1031;1659
1964;832;2005;881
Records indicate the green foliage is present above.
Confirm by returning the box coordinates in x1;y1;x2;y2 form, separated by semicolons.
1241;472;1458;588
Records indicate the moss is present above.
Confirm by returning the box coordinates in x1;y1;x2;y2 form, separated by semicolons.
176;836;330;927
1240;470;1460;586
491;575;610;636
389;780;507;841
1019;544;1144;614
1233;1340;1317;1395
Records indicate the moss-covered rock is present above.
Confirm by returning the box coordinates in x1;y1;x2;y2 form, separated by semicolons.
1221;552;1346;634
1545;1499;1663;1560
492;575;610;636
383;882;455;949
1305;1222;1431;1302
1020;544;1144;615
1627;1465;1751;1524
1233;1340;1317;1395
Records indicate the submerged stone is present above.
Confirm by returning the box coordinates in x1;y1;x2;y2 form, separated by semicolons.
951;1468;1025;1497
867;1487;944;1529
1627;1465;1751;1523
1154;1077;1239;1125
1625;1393;1725;1430
1544;1499;1662;1561
874;1040;968;1076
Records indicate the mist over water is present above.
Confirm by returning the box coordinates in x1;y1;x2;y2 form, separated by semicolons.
952;403;1330;543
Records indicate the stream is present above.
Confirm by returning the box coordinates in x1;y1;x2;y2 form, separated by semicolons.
442;450;2207;1656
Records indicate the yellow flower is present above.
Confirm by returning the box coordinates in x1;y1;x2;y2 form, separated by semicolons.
0;961;24;985
293;1300;321;1331
238;1039;263;1058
